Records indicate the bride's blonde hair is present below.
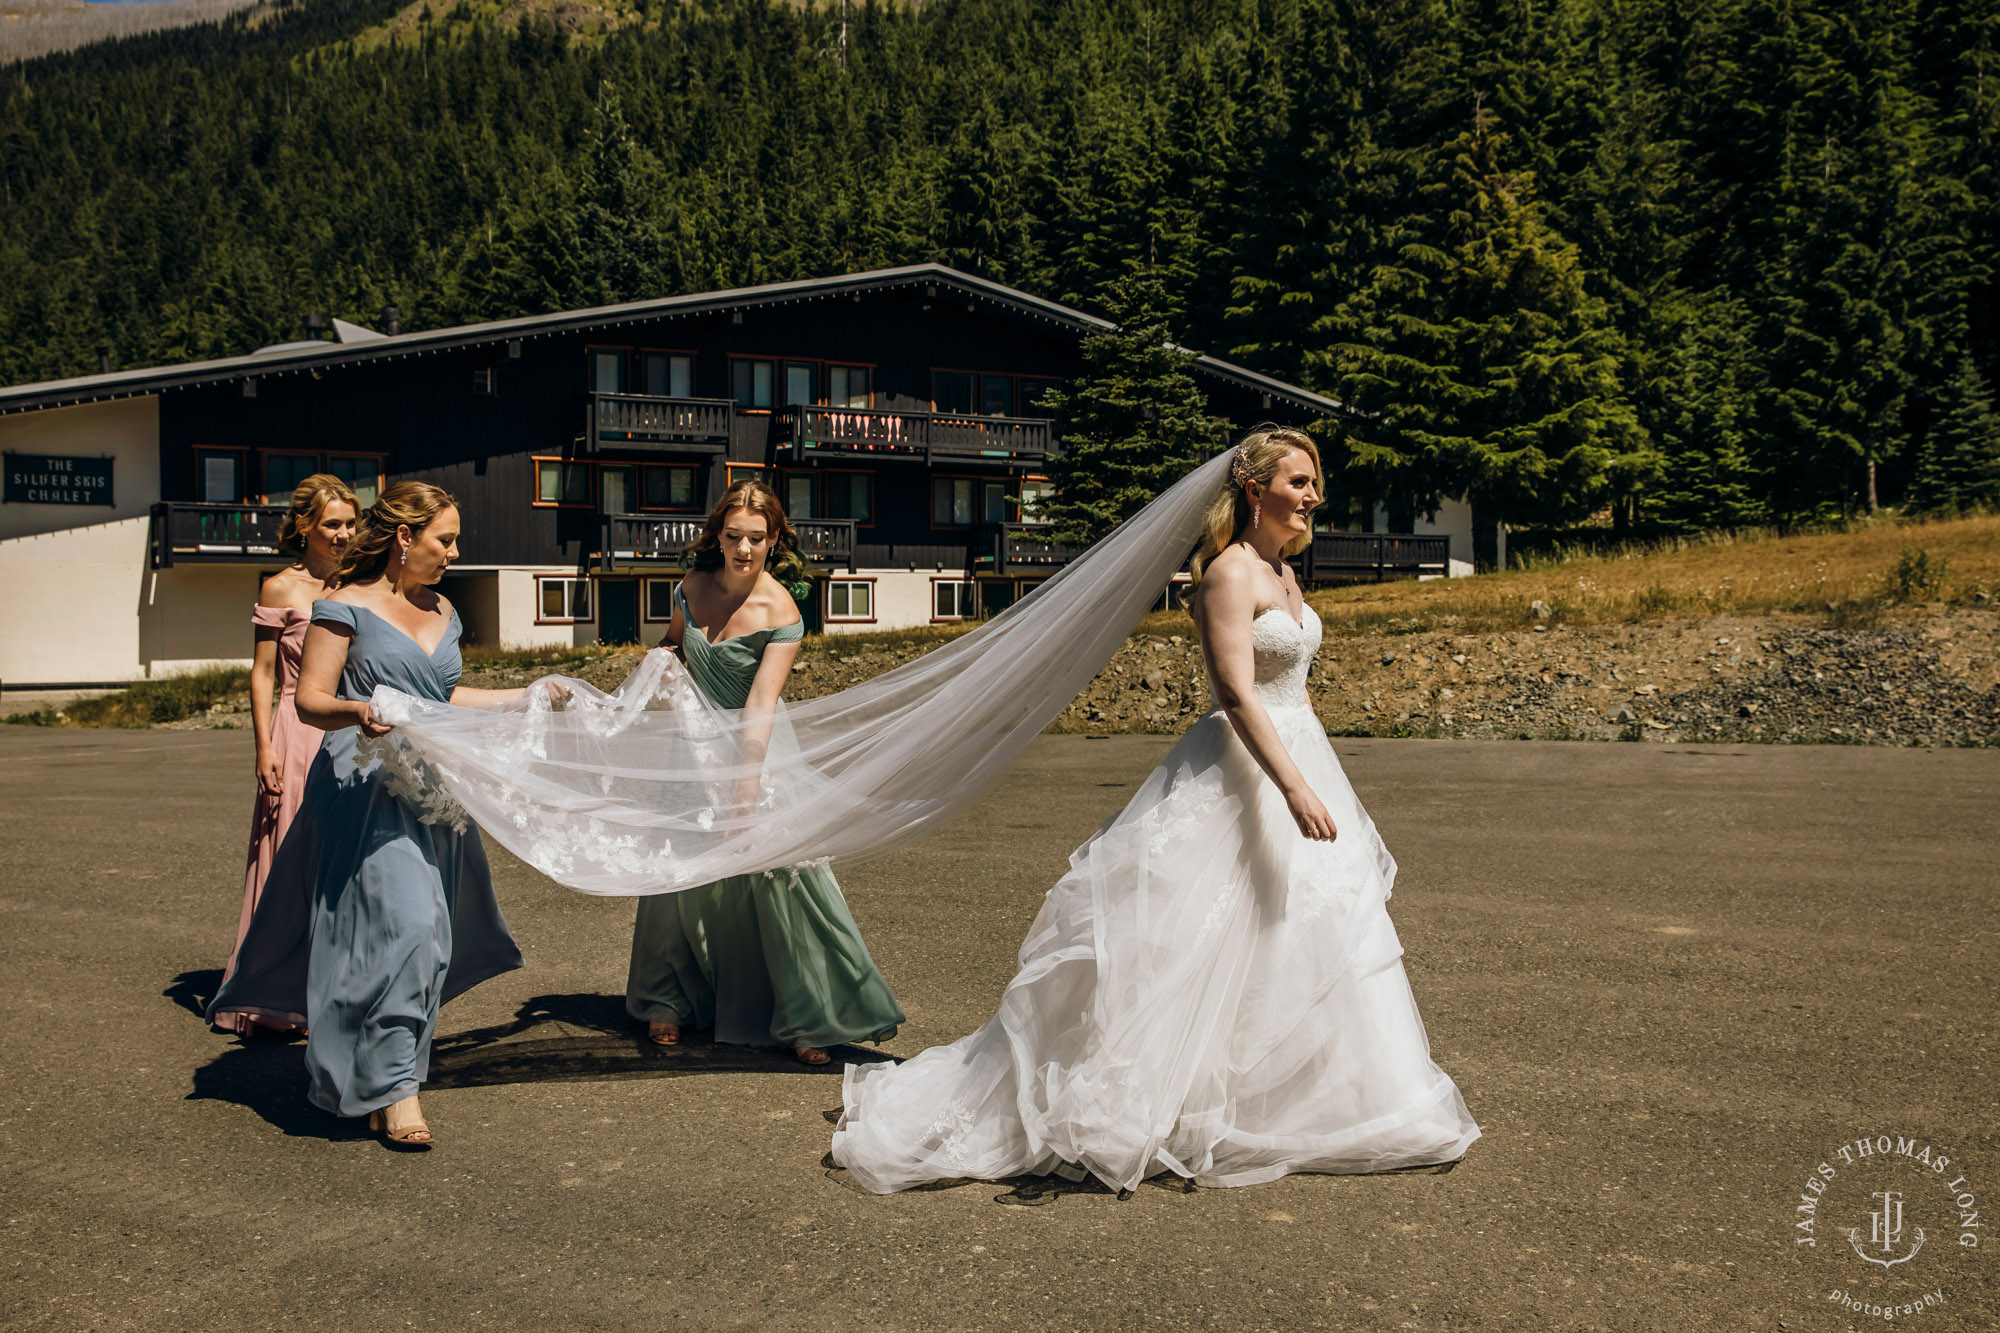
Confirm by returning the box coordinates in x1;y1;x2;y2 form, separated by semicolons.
1189;425;1323;580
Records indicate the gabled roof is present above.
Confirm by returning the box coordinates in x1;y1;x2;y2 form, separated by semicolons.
0;263;1356;421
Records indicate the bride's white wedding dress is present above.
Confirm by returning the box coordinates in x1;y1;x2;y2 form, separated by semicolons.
830;604;1480;1193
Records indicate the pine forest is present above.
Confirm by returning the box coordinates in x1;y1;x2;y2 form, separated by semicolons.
3;0;1998;539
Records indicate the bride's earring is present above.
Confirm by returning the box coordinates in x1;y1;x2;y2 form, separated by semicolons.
1252;496;1262;530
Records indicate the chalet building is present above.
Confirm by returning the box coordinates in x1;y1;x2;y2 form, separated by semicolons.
0;265;1485;689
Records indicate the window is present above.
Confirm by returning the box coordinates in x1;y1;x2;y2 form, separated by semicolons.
726;463;771;489
640;465;697;510
826;579;874;622
822;472;872;523
323;455;383;508
982;479;1010;524
1017;377;1059;419
932;476;975;526
932;370;975;415
535;458;592;506
640;352;693;398
590;349;627;394
538;576;593;623
262;451;318;503
196;448;243;503
980;579;1017;618
828;365;871;408
980;374;1013;417
643;577;679;623
786;473;815;520
1019;477;1054;524
599;465;636;515
731;358;775;409
932;579;977;621
784;362;817;407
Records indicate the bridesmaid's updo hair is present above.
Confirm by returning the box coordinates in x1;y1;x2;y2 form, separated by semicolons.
1189;425;1323;581
277;473;358;557
329;480;457;589
684;479;811;592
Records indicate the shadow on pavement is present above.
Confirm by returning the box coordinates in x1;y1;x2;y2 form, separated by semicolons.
165;968;224;1021
426;992;898;1091
186;988;901;1137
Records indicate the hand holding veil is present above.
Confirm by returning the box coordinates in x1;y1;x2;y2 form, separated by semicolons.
363;450;1235;895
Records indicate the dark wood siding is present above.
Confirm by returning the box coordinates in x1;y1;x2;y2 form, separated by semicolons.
158;286;1311;569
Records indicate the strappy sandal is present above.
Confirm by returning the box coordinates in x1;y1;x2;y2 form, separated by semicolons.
647;1021;681;1046
795;1046;831;1066
367;1108;434;1151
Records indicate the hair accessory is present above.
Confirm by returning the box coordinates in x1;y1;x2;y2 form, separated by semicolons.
1229;442;1256;489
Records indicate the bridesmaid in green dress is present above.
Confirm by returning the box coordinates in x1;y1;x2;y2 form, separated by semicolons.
627;480;904;1064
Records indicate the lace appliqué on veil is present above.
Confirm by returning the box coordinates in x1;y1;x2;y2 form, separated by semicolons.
357;731;472;835
925;1099;978;1170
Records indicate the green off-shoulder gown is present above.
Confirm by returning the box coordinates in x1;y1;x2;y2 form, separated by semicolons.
625;584;904;1050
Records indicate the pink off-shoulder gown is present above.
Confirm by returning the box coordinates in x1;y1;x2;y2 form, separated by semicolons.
217;604;319;1034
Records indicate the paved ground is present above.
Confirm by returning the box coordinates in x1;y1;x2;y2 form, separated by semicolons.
0;728;1994;1332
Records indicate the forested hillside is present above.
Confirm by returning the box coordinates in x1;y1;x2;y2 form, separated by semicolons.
3;0;1997;533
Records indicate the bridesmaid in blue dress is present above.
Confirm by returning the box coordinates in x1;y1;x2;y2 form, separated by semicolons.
627;480;904;1064
210;482;551;1149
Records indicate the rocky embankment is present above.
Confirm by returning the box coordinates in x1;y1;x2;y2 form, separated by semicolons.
785;608;2000;746
208;607;1997;747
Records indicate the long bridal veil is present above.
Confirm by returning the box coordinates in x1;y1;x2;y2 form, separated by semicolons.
366;449;1234;896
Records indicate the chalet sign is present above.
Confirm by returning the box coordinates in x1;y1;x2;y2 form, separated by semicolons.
4;452;114;506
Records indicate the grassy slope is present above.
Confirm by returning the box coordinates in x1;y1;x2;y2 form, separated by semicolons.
15;511;1997;727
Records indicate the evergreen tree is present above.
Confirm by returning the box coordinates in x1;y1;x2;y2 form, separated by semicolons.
1642;290;1766;532
1318;95;1646;527
1906;356;2000;511
1036;270;1219;543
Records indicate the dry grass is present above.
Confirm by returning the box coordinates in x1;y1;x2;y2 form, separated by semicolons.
0;0;264;64
1;666;250;727
1307;512;2000;636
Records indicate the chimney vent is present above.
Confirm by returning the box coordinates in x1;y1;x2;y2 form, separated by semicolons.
96;344;110;375
304;313;325;341
382;305;401;336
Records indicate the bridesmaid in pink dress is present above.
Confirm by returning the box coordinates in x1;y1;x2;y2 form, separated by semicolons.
216;473;358;1035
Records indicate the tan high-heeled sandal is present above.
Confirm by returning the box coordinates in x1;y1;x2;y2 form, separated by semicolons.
368;1107;434;1150
795;1046;830;1066
647;1020;681;1046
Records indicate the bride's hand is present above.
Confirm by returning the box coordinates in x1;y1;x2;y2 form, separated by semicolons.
1285;785;1338;842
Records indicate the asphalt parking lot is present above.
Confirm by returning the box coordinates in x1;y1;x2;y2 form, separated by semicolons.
0;727;1993;1331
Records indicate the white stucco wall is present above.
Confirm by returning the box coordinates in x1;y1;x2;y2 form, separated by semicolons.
495;566;598;649
820;568;941;635
0;398;163;684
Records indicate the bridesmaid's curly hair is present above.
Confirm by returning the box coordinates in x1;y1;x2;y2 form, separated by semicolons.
683;480;813;596
277;473;358;557
329;481;457;589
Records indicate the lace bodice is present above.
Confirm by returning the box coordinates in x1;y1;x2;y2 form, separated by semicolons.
1210;604;1322;713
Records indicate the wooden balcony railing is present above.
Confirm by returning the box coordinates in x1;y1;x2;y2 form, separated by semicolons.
150;501;290;568
1297;532;1451;581
590;393;733;451
992;522;1084;575
597;515;857;573
785;406;1054;462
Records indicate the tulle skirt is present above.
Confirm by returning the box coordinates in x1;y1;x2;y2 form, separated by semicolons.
831;703;1480;1193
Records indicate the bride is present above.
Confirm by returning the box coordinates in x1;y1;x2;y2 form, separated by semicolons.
829;426;1480;1193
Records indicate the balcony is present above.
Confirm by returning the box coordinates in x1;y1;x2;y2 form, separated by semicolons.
589;393;733;452
596;514;857;573
1297;532;1451;582
784;406;1054;465
991;522;1084;575
150;501;290;568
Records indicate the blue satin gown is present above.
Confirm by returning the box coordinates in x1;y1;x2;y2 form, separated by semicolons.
208;599;523;1116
